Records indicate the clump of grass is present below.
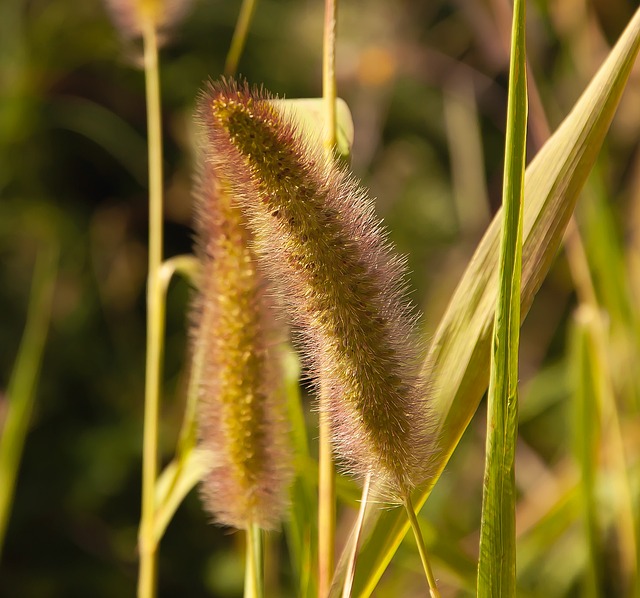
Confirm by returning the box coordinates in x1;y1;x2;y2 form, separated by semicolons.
91;1;640;596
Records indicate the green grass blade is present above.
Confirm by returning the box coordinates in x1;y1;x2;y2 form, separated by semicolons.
50;97;148;186
282;348;318;597
0;247;58;558
581;177;640;410
149;255;202;544
570;307;601;597
153;447;213;543
566;210;638;592
329;8;640;596
476;0;527;594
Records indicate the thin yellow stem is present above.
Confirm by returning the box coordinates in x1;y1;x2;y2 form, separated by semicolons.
319;1;338;595
404;493;441;598
138;19;165;598
342;472;371;598
225;0;258;76
318;405;335;598
322;0;337;153
245;523;264;598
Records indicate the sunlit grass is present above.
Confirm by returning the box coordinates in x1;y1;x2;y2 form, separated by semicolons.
1;2;639;598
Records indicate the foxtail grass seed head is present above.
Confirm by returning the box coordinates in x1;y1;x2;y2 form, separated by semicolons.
191;158;292;530
197;79;435;499
104;0;192;40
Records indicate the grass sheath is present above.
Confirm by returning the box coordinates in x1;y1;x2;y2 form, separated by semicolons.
571;308;602;597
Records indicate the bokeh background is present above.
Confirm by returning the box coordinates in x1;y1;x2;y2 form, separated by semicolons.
1;0;639;596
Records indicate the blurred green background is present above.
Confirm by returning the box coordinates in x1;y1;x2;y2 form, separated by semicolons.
1;0;639;596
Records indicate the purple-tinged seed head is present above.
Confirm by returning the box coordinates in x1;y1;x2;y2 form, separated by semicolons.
197;79;436;499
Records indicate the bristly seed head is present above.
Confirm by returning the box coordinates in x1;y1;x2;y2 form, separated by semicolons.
197;78;436;499
191;157;292;530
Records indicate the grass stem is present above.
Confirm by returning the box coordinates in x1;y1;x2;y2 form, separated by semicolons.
318;405;335;597
319;0;338;595
404;493;441;598
138;18;165;598
245;523;264;598
322;0;337;153
477;0;526;594
224;0;258;76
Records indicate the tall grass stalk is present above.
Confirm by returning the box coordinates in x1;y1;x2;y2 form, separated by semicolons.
476;0;527;594
138;16;164;598
319;0;338;595
245;523;264;598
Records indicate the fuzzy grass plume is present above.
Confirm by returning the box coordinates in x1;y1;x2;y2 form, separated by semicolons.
197;79;435;499
191;158;292;530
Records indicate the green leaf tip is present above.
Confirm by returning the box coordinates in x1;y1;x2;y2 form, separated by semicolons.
197;78;437;499
191;156;293;531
